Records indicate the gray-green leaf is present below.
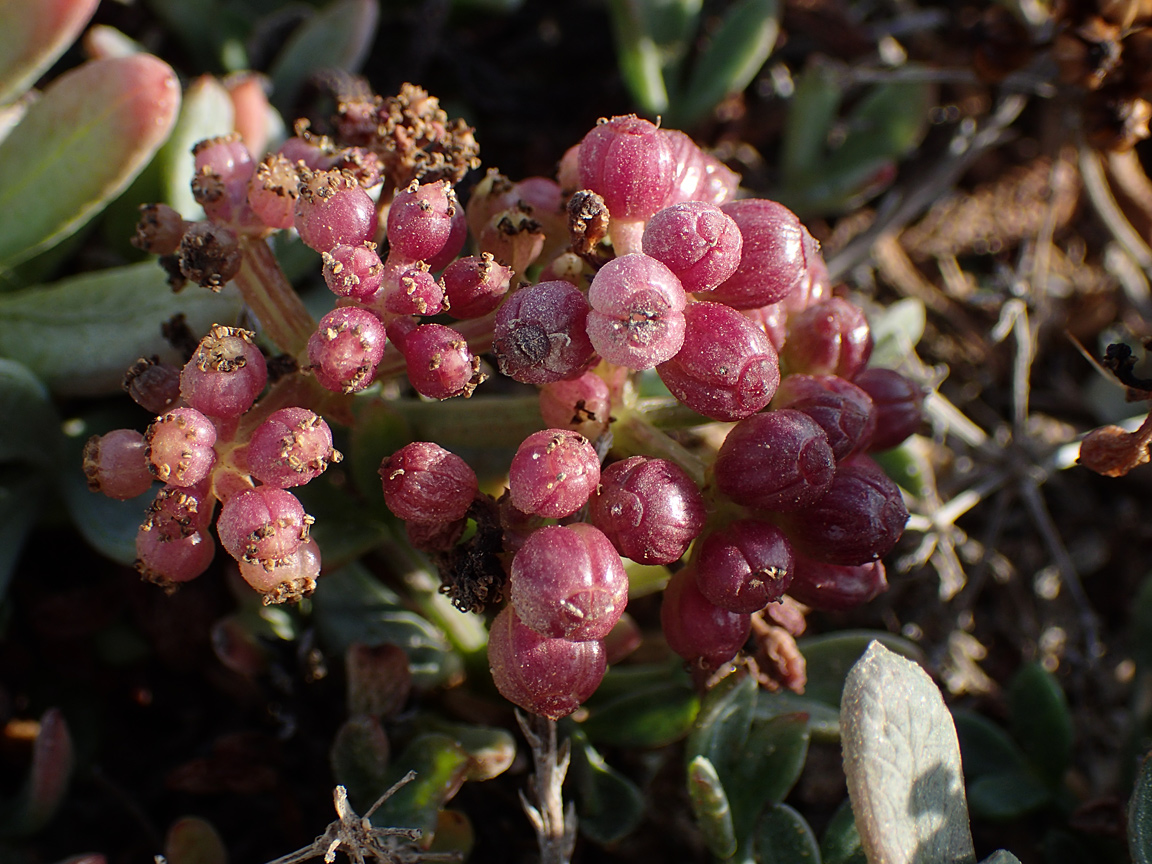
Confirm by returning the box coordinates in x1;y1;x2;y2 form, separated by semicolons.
841;641;975;864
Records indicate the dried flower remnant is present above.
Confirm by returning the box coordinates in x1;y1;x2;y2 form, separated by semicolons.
1077;410;1152;476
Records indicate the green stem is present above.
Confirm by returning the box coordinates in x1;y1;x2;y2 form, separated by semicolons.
234;236;316;360
610;412;707;487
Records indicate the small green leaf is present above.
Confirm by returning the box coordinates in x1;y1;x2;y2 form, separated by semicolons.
269;0;379;114
417;717;515;782
1008;663;1072;787
672;0;778;128
967;771;1052;821
330;715;392;810
606;0;670;116
0;263;241;396
870;437;931;498
310;562;459;689
1131;753;1152;864
756;690;841;742
820;798;866;864
569;728;645;845
688;755;737;860
0;0;100;106
953;711;1030;780
369;734;471;840
0;708;74;837
841;641;975;864
686;671;757;784
799;630;924;707
164;816;227;864
755;803;820;863
728;713;810;839
0;55;180;268
781;64;842;178
867;297;927;368
580;676;699;748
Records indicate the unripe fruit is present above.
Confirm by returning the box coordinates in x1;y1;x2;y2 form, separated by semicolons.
180;326;268;419
248;408;340;488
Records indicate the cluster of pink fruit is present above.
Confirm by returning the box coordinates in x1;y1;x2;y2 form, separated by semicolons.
83;83;922;719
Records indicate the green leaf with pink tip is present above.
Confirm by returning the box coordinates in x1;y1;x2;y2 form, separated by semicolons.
0;54;181;269
0;0;101;106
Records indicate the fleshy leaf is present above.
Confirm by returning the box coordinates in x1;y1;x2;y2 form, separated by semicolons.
868;297;927;368
0;262;241;396
310;562;459;689
0;0;101;106
755;803;821;864
671;0;778;128
422;720;515;783
952;711;1030;780
0;708;74;837
841;641;975;864
569;728;645;845
0;55;181;268
799;629;924;707
330;715;392;810
580;672;700;748
164;816;227;864
1131;752;1152;864
0;356;58;468
268;0;379;114
686;671;757;785
820;798;867;864
781;64;842;179
368;734;471;841
1007;662;1072;788
756;690;841;742
966;771;1051;821
727;713;809;836
606;0;702;116
687;755;737;860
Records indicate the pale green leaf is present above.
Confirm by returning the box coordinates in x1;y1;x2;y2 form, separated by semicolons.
0;0;100;106
841;641;975;864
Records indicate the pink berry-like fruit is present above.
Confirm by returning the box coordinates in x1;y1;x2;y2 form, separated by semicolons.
487;605;607;720
510;523;628;642
508;429;600;518
380;442;478;524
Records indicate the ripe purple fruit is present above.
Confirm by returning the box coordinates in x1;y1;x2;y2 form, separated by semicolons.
772;374;876;462
786;555;888;611
577;115;675;222
854;368;923;451
493;281;596;384
656;300;780;422
710;199;824;309
714;409;836;511
778;458;908;565
589;456;705;565
695;520;794;613
661;566;751;668
641;202;743;294
782;298;873;380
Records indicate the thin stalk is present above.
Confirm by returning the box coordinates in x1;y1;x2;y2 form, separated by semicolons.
234;236;317;360
517;712;576;864
610;412;707;487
